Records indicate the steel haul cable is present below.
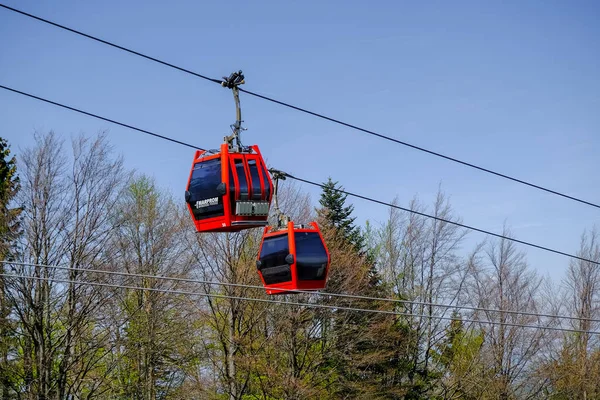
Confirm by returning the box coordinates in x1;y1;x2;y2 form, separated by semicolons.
0;4;221;86
2;271;597;335
0;85;203;150
0;83;598;267
0;2;598;209
5;260;597;324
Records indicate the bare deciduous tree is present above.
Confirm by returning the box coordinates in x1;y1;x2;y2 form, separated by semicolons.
11;131;68;399
57;133;126;399
467;228;548;399
8;131;127;399
377;189;468;395
107;175;196;400
541;228;600;399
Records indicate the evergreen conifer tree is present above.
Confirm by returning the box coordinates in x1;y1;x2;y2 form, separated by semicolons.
318;177;383;294
0;137;21;397
0;137;21;258
318;177;364;252
318;177;408;396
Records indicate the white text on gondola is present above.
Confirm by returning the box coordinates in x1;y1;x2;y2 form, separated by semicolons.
195;197;218;209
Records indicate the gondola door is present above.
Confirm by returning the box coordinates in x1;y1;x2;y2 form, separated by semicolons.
257;221;330;295
185;149;228;232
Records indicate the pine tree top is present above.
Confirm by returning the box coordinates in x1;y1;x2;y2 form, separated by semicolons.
318;177;364;252
0;137;20;205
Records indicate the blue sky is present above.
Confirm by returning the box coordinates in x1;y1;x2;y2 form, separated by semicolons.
1;0;598;281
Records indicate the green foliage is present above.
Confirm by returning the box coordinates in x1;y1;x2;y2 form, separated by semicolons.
6;133;598;399
541;335;600;399
0;137;22;398
318;177;364;251
436;315;484;370
318;177;385;296
431;312;485;399
0;136;21;259
316;177;425;399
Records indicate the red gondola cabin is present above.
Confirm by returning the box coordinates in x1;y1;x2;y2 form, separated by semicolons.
256;221;330;295
185;143;273;232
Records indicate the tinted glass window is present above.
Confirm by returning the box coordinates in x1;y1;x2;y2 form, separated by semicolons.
229;167;236;215
247;159;262;200
260;161;271;200
234;159;249;200
187;159;224;220
259;234;292;284
295;232;328;281
259;234;289;269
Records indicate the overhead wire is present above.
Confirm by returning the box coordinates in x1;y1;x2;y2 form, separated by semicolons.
241;87;600;210
1;2;598;210
0;84;598;268
5;260;597;324
0;85;203;151
0;4;221;87
2;271;598;335
2;2;598;346
281;171;600;265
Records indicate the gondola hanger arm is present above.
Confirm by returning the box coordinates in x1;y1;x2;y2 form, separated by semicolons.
267;168;290;228
221;70;246;151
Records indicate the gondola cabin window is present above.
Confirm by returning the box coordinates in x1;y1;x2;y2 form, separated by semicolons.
188;159;224;220
294;232;329;281
233;159;249;200
258;234;292;285
247;159;262;199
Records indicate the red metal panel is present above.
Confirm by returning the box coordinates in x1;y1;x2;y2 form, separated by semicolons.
258;221;330;295
186;143;272;233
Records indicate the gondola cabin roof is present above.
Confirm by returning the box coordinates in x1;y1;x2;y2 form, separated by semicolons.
257;221;330;295
185;143;273;233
